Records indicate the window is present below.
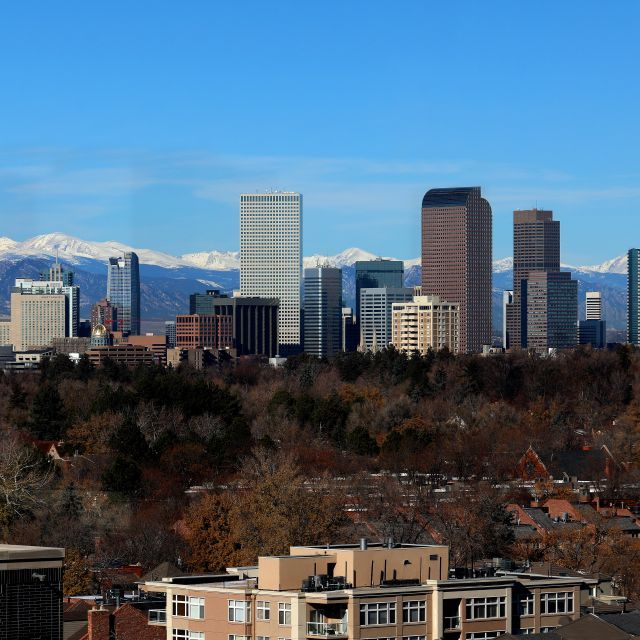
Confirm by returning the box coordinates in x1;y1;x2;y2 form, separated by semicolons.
465;633;500;639
173;631;205;640
402;600;426;623
360;602;396;626
278;602;291;625
540;592;573;615
257;601;271;621
403;636;425;640
257;637;270;640
173;595;204;619
541;628;557;634
516;593;534;616
228;636;250;640
228;600;251;623
465;597;506;620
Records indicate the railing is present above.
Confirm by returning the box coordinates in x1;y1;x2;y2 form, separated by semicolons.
443;615;461;630
306;621;348;637
148;609;167;624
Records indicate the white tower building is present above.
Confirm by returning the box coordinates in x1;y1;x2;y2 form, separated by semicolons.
240;192;302;351
586;291;602;321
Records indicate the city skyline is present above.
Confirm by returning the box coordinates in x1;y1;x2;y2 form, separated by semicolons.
1;3;640;263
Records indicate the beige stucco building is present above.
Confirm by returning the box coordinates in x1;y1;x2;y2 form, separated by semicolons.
10;291;66;351
391;296;460;355
142;542;593;640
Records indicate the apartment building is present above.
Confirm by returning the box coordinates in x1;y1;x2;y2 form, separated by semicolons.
142;542;593;640
391;296;459;355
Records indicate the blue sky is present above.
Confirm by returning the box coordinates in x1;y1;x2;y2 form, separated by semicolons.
1;1;639;263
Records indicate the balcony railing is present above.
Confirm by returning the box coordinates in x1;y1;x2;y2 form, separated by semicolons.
443;615;461;630
148;609;167;624
306;621;348;637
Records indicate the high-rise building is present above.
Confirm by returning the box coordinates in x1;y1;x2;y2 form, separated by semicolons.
40;261;74;286
165;320;176;348
189;290;279;357
0;544;65;640
523;271;578;354
303;267;342;358
0;320;10;346
586;291;603;321
107;252;140;336
391;295;460;355
240;192;302;353
10;286;67;351
421;187;492;353
91;298;118;332
360;287;413;351
502;290;513;349
579;320;607;348
341;307;359;352
507;209;560;349
355;259;404;321
175;314;234;351
628;249;640;346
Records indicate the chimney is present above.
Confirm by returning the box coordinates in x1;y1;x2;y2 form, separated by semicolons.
359;538;368;551
88;606;111;640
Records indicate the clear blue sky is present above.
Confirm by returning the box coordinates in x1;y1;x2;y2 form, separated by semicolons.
1;1;639;263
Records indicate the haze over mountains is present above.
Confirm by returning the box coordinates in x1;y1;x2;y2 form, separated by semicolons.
0;233;629;333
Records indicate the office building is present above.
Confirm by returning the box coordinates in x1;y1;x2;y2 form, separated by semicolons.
0;320;10;346
142;541;595;639
51;336;91;354
628;248;639;346
0;544;65;640
304;267;342;358
86;344;155;367
128;334;168;366
341;307;359;352
505;209;560;350
502;290;513;349
524;271;578;354
165;320;176;348
391;295;460;355
579;320;607;348
40;261;74;286
10;290;66;351
190;290;279;357
240;192;302;353
176;314;234;351
585;291;602;321
107;252;140;336
421;187;492;353
91;298;118;333
355;259;404;321
360;287;413;351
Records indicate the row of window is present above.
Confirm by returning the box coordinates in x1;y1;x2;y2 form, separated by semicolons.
229;600;291;625
359;601;426;626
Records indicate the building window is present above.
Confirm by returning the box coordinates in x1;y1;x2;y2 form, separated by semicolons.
360;602;396;625
403;636;426;640
465;597;506;620
229;599;251;623
173;595;203;618
402;600;426;623
540;592;573;615
173;595;188;617
257;637;270;640
257;600;271;620
173;631;205;640
541;628;557;634
516;593;534;616
465;633;500;639
278;602;291;625
190;597;205;619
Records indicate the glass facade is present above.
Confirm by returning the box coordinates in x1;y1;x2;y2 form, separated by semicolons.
355;260;404;322
106;252;140;336
629;248;639;345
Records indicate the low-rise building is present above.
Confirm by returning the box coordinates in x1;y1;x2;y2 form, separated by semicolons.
85;344;156;367
142;541;594;639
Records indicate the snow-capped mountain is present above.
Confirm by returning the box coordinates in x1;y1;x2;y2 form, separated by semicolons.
180;250;240;270
579;254;627;275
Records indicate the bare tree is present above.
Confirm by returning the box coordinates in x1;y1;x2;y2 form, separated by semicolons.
0;436;52;529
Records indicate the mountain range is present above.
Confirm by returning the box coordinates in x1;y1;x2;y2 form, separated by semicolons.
0;233;629;334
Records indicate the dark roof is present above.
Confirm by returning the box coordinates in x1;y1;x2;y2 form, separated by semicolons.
421;187;479;209
602;517;640;532
523;507;559;530
513;524;539;539
545;448;608;480
601;610;640;635
139;561;186;583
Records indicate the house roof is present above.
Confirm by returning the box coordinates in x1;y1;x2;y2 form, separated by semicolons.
601;610;640;635
545;448;609;480
139;561;186;583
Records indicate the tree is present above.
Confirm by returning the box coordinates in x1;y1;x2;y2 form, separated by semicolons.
30;383;67;439
0;436;51;529
63;547;93;595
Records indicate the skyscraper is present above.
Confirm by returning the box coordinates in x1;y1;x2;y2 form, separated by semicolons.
106;252;140;336
629;248;640;346
421;187;492;353
355;259;404;321
359;287;413;351
586;291;602;321
165;320;176;348
507;209;560;349
91;298;118;333
303;267;342;358
523;271;578;354
240;192;302;353
502;290;513;349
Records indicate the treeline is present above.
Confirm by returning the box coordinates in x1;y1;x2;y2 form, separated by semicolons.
0;345;638;593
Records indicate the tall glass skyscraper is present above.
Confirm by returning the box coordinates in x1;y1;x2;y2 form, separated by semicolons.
628;248;640;346
354;259;404;322
304;267;342;358
240;192;302;353
106;252;140;336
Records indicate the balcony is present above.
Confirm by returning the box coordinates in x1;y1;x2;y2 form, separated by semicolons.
306;621;348;637
148;609;167;625
443;615;461;630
